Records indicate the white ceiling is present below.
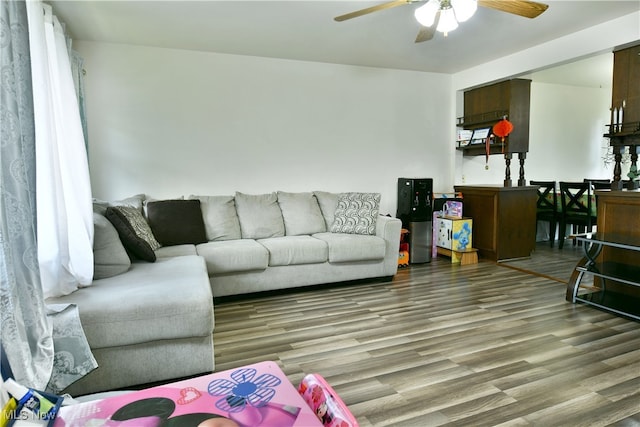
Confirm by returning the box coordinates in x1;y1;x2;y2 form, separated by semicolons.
51;0;640;86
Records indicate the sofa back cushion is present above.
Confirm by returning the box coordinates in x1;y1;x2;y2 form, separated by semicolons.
93;194;146;216
314;191;341;230
146;199;208;246
93;213;131;279
190;195;242;241
277;191;326;236
234;192;285;239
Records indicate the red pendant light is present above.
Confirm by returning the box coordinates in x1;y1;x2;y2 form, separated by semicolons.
493;117;514;153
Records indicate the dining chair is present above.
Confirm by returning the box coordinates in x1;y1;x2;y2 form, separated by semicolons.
584;178;611;190
530;180;558;247
558;181;596;249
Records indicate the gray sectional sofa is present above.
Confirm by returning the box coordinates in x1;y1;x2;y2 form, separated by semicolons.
47;191;401;396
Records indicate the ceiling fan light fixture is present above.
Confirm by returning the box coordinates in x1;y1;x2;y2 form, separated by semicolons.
436;7;458;35
414;0;440;27
451;0;477;22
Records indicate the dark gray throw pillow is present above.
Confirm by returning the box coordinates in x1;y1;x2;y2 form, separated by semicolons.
146;199;208;246
105;206;159;262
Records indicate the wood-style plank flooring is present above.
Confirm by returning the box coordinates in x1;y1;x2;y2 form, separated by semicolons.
212;242;640;426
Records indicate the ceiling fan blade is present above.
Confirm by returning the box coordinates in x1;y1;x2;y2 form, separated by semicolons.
415;12;438;43
478;0;549;19
334;0;410;22
415;25;435;43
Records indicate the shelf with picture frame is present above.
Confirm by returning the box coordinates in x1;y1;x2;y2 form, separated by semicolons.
456;127;500;156
456;79;531;157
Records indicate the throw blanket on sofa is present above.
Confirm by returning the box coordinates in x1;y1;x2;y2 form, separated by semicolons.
45;304;98;394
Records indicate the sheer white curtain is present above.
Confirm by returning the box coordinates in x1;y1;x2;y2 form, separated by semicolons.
26;1;93;298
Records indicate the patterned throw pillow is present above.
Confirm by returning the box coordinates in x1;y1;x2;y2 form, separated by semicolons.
330;192;381;235
105;205;161;262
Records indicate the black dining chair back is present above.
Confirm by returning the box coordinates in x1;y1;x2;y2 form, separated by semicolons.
584;178;611;190
558;181;596;249
530;180;558;247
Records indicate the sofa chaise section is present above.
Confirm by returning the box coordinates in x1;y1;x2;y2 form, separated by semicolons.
47;255;214;396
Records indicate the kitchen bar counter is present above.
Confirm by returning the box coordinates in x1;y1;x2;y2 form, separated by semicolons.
454;185;537;261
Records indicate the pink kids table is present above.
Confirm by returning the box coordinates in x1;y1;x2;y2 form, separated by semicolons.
53;361;323;427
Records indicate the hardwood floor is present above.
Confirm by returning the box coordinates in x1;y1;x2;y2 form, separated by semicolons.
212;242;640;426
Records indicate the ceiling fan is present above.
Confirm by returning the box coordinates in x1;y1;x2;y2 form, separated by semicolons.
334;0;549;43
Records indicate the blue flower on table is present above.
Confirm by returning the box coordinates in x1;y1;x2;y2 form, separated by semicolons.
207;367;282;413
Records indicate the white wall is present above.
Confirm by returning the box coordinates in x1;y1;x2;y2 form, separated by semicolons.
528;82;617;182
78;42;453;215
79;11;639;213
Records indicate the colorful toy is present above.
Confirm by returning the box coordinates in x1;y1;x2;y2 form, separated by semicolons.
398;250;409;267
443;201;463;218
54;361;322;427
452;221;472;251
398;228;410;267
298;374;358;427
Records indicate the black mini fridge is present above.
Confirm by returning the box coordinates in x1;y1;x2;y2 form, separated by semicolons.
396;178;433;263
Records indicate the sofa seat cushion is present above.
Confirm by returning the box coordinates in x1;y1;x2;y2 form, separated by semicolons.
155;244;197;258
46;256;213;349
312;232;386;263
258;236;328;266
196;239;269;274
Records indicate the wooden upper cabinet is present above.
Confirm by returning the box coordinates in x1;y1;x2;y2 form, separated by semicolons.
458;78;531;155
612;44;640;128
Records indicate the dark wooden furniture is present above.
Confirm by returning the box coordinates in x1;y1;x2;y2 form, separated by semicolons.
584;178;612;190
454;185;537;261
457;79;531;187
558;181;596;249
566;232;640;320
594;189;640;284
612;43;640;127
567;188;640;316
530;180;557;247
606;43;640;189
